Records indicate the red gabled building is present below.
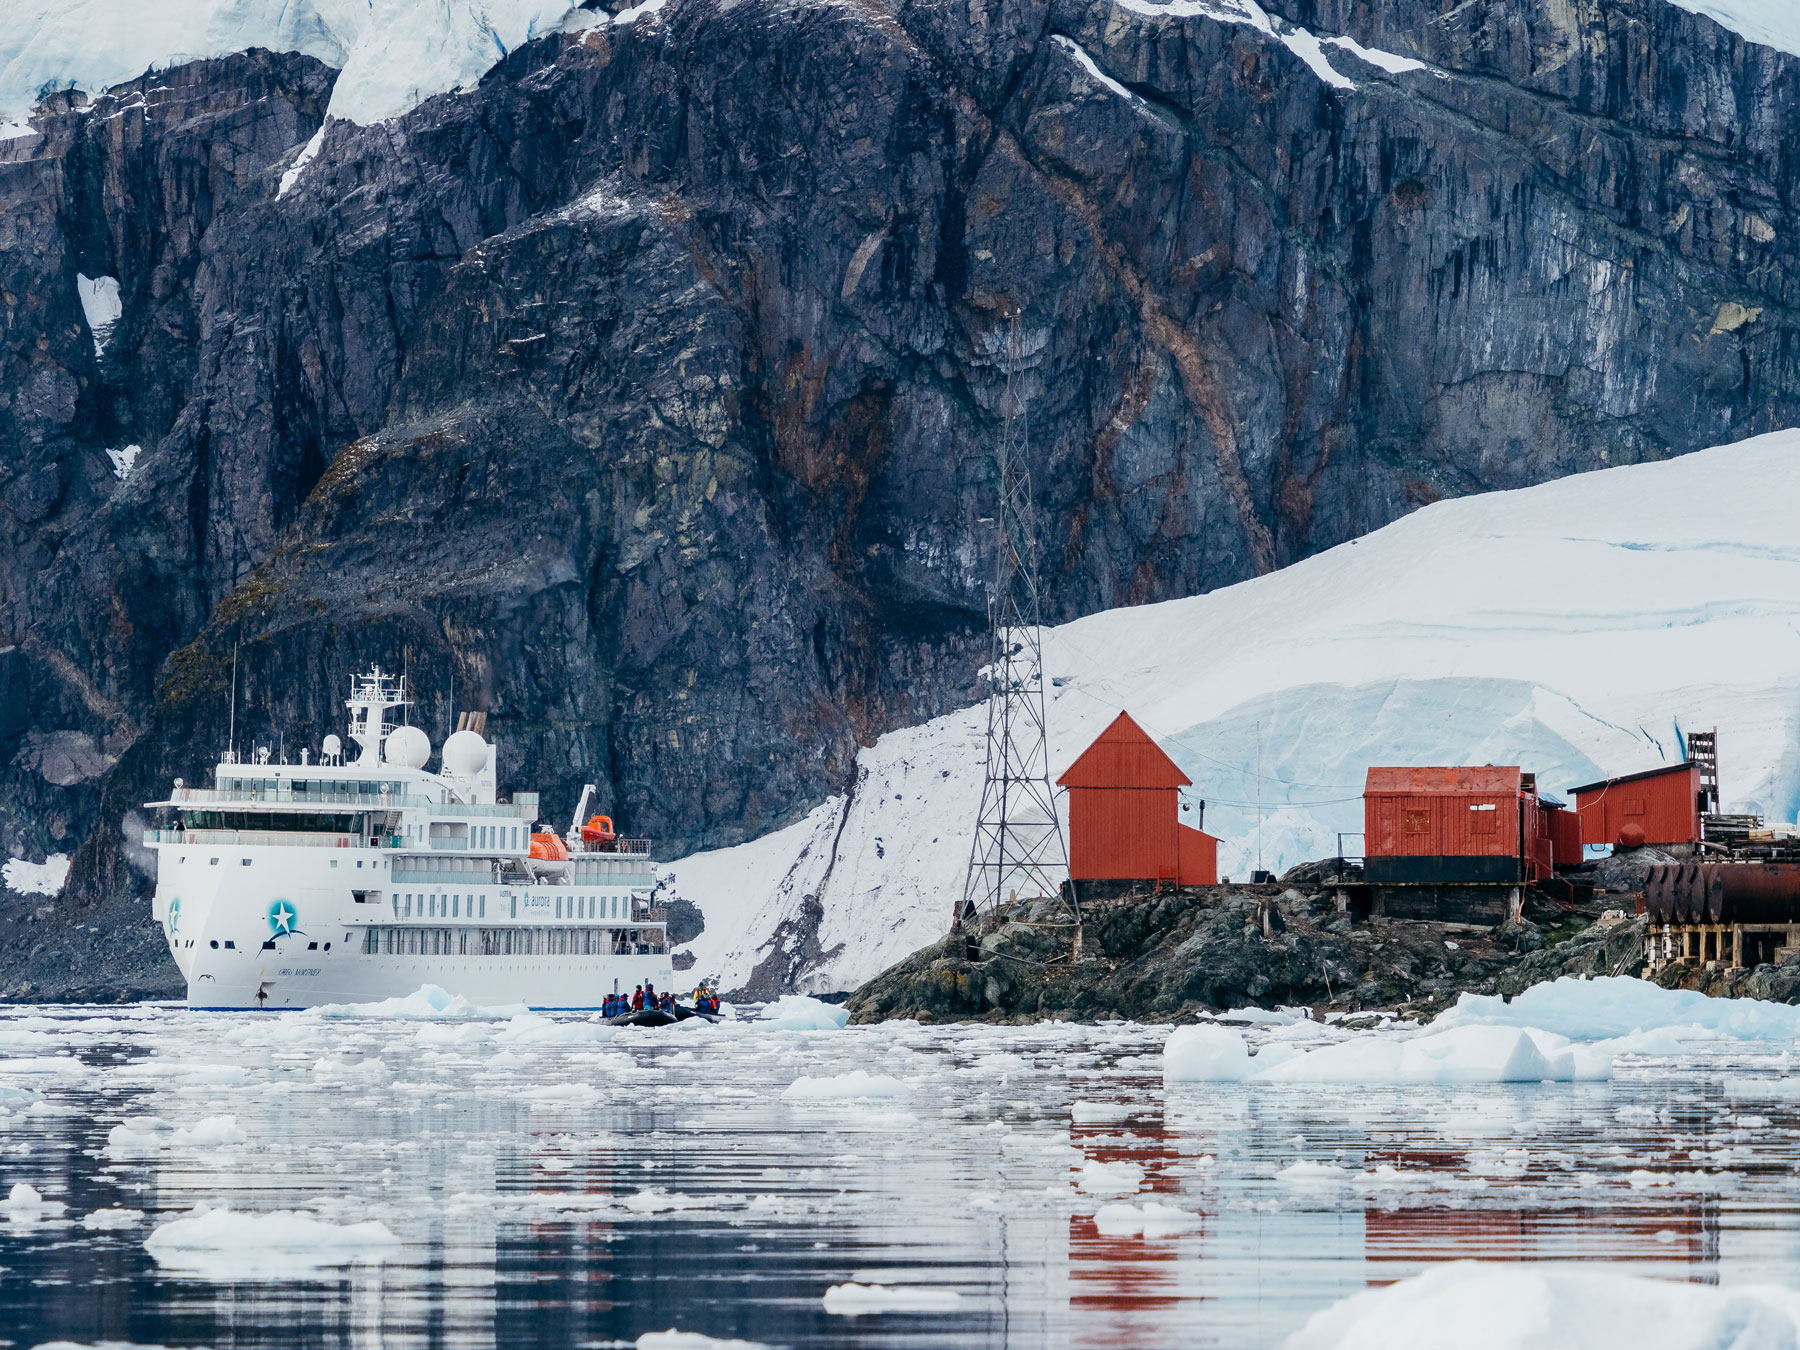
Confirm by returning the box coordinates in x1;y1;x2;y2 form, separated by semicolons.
1058;712;1218;886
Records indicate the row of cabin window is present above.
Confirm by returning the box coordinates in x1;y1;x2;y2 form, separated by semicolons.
363;927;646;956
396;823;523;849
392;892;629;921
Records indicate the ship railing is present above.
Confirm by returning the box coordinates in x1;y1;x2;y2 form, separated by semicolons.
143;828;366;849
160;786;437;809
569;837;652;856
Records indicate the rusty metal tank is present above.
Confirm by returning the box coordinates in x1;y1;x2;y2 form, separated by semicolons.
1710;863;1800;924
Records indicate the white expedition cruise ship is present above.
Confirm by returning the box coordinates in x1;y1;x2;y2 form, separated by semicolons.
145;667;673;1009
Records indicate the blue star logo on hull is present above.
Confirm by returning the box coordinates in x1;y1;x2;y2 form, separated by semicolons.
267;900;299;937
167;897;181;935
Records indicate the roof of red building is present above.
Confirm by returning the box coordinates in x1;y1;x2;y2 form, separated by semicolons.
1057;711;1192;789
1364;766;1523;795
1566;760;1698;796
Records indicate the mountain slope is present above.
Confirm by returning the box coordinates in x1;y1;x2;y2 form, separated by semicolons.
3;0;1800;996
670;430;1800;995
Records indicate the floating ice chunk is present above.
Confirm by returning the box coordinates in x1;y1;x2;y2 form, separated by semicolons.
1070;1099;1135;1122
782;1070;908;1100
636;1331;776;1350
521;1082;604;1104
822;1282;964;1315
308;984;522;1019
1277;1160;1351;1187
3;852;69;896
2;1181;67;1221
494;1013;616;1046
80;1206;145;1230
757;996;849;1030
1075;1158;1145;1195
1221;1006;1301;1024
1436;976;1800;1043
1163;1024;1252;1083
1091;1200;1201;1237
621;1188;707;1213
1282;1260;1800;1350
144;1204;400;1278
75;273;120;355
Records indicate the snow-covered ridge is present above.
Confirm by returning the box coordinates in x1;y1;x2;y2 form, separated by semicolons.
671;430;1800;994
1;0;584;126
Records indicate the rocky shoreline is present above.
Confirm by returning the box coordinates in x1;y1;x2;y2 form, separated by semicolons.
846;872;1800;1025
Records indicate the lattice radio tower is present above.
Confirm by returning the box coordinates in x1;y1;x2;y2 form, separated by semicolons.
951;312;1081;947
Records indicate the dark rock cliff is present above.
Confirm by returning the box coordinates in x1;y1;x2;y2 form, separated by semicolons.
1;0;1797;997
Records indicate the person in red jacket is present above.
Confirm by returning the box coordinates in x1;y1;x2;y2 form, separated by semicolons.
631;984;644;1011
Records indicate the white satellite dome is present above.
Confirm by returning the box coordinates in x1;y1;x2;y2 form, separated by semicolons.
441;728;490;778
322;734;342;761
384;724;431;769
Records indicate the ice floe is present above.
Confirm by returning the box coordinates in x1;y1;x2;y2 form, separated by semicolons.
1283;1260;1800;1349
1164;1022;1610;1084
821;1282;964;1314
1090;1200;1201;1237
757;996;850;1031
144;1204;401;1277
1437;976;1800;1043
782;1070;908;1100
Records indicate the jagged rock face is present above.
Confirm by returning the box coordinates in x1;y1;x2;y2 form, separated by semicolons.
1;0;1798;995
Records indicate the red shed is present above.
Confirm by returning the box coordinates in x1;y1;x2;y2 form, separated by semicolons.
1058;712;1218;886
1539;796;1584;870
1364;766;1544;885
1567;761;1702;849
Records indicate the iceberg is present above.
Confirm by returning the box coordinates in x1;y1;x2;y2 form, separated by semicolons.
757;996;850;1031
781;1070;907;1101
1163;1023;1608;1085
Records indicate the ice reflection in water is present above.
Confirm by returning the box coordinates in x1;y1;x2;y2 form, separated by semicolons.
1;1006;1797;1348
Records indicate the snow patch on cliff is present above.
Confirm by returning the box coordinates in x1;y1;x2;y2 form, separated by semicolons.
1;0;581;126
1668;1;1800;58
669;429;1800;995
4;854;70;897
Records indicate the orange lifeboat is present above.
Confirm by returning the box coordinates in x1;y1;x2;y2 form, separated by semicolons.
580;814;617;847
529;830;569;861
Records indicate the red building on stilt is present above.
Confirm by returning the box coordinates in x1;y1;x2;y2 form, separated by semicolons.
1058;712;1218;887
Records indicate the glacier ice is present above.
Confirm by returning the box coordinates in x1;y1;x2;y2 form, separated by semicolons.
1;0;583;127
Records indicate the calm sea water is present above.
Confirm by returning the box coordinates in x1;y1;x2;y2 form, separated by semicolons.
2;1003;1799;1349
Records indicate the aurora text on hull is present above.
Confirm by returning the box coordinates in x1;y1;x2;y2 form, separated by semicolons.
144;667;673;1009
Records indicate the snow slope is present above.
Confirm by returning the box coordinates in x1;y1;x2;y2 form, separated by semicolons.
0;0;581;126
669;430;1800;994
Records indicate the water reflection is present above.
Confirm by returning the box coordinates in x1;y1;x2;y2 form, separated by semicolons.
2;1008;1798;1348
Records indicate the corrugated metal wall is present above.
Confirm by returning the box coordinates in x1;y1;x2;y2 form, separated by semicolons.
1365;790;1522;860
1575;765;1701;847
1068;787;1181;881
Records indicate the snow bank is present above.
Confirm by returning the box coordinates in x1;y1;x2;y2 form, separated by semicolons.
1437;976;1800;1043
144;1204;399;1277
1091;1200;1200;1237
782;1070;908;1101
1283;1260;1800;1350
821;1282;964;1315
670;431;1800;995
3;853;69;897
1;1;583;126
757;996;849;1031
1164;1023;1608;1085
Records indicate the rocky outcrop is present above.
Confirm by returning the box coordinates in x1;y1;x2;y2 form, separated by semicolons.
847;885;1543;1021
4;0;1800;997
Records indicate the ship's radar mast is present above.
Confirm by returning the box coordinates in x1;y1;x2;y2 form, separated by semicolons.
345;666;411;767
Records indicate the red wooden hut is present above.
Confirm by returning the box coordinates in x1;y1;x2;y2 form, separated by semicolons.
1058;712;1218;886
1567;761;1703;849
1363;766;1548;885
